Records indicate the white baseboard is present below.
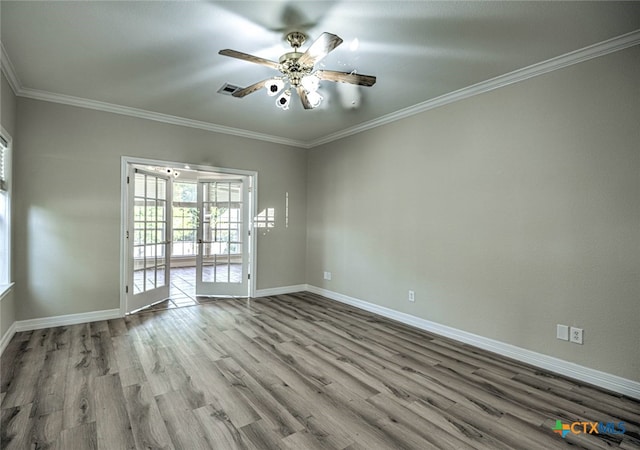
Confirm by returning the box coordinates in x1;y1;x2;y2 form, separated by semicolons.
0;321;17;355
254;284;308;298
14;308;121;333
306;285;640;401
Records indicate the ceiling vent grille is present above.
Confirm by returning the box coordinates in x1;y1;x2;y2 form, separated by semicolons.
217;83;241;95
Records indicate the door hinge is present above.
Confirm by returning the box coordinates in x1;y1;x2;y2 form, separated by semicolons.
127;176;130;184
248;274;251;280
126;230;129;239
125;285;129;293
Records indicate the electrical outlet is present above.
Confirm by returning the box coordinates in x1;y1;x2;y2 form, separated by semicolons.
408;290;415;302
323;271;332;281
570;327;584;344
556;324;569;341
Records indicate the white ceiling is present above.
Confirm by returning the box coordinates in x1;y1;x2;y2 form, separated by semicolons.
2;1;639;147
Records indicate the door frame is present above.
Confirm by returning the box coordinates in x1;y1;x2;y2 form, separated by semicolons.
120;156;258;316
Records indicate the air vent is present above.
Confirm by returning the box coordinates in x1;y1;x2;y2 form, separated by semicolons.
217;83;241;95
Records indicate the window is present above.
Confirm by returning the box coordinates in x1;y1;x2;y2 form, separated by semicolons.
0;132;11;288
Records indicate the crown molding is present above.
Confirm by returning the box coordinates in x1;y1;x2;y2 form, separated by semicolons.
307;29;640;148
3;30;639;149
0;41;21;95
17;87;307;148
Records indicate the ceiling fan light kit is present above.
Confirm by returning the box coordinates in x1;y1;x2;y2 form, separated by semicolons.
219;31;376;111
276;90;292;110
265;78;285;96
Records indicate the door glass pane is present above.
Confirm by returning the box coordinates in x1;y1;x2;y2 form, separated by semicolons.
134;201;145;221
146;224;156;244
134;229;144;246
145;267;156;290
157;179;166;200
146;177;156;199
230;183;241;202
174;182;196;202
202;243;215;282
156;265;166;286
134;174;145;199
133;268;144;294
155;228;164;245
147;200;157;221
215;183;229;203
216;255;230;282
157;200;166;221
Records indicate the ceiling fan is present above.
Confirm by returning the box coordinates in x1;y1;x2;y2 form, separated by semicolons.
219;31;376;110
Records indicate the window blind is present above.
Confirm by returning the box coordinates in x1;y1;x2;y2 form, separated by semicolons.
0;135;6;191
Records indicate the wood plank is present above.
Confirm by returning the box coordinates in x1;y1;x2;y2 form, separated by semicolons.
122;383;173;450
62;323;98;429
94;373;136;449
366;393;476;450
154;388;212;449
192;404;251;449
1;404;33;449
277;341;380;400
107;318;129;338
29;345;70;417
239;419;286;450
1;332;48;409
214;357;305;438
54;421;97;450
171;351;261;429
111;334;147;387
90;324;118;377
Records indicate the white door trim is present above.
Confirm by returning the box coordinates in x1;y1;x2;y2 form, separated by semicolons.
120;156;258;316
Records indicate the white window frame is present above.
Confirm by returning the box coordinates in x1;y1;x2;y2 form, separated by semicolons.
0;127;13;298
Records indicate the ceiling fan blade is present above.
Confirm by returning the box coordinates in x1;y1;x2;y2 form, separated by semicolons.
232;79;269;98
296;86;313;109
219;49;280;70
316;70;377;87
298;32;343;66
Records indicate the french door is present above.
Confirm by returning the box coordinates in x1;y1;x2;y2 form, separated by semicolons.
196;178;249;297
126;168;172;313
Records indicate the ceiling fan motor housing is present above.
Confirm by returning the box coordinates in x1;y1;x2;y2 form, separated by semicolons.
279;52;312;87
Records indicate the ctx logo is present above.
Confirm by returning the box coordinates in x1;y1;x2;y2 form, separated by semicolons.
552;420;626;438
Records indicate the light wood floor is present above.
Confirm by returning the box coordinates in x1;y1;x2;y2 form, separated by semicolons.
1;292;639;449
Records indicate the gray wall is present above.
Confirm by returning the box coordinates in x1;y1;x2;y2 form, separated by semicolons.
306;46;640;381
1;72;17;341
13;98;307;320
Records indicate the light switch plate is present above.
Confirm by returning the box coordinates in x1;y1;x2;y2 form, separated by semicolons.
557;324;569;341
